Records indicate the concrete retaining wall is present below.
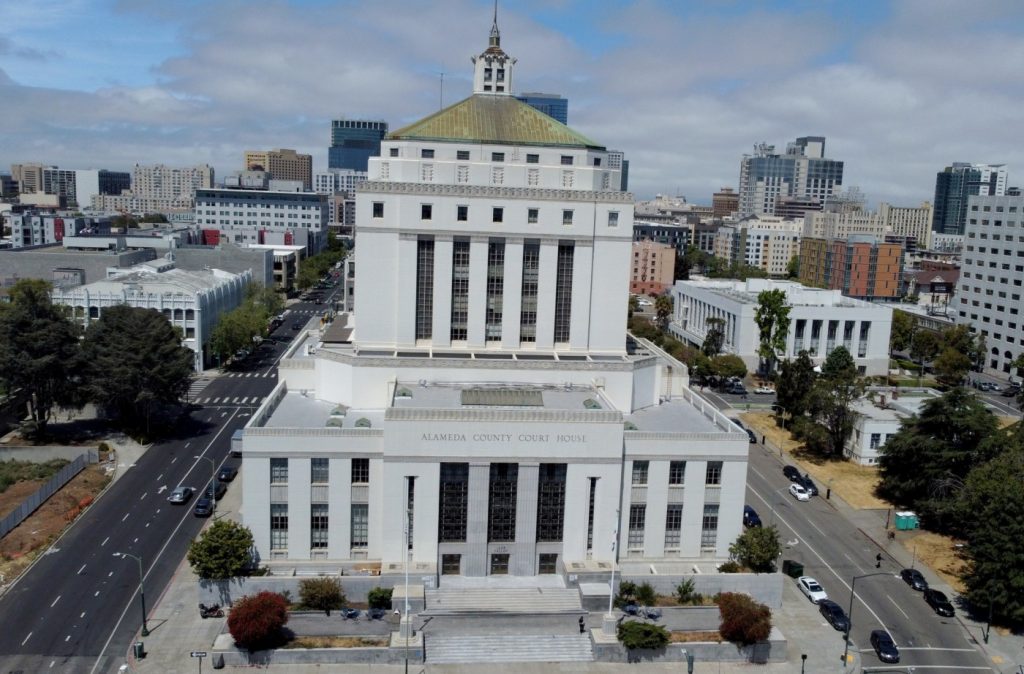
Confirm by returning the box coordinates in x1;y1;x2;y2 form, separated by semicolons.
198;576;424;611
0;446;99;463
592;627;786;664
620;572;784;610
214;644;421;666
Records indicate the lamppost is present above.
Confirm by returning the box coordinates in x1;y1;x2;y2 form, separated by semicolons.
602;508;621;636
402;475;415;674
114;552;149;637
842;572;892;667
195;455;217;517
801;653;807;673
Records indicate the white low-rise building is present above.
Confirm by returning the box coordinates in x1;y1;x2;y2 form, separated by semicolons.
670;278;893;375
51;260;250;371
846;390;941;465
239;21;749;580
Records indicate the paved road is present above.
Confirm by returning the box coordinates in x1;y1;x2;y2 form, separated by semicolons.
0;292;333;674
745;440;993;672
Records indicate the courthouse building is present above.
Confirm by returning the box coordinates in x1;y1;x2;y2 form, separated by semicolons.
240;22;748;579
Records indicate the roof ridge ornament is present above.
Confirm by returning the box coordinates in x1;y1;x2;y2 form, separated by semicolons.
490;0;500;48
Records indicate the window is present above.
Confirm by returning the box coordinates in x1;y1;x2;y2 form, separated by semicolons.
389;148;399;157
528;208;539;224
608;211;619;227
700;504;719;548
270;458;288;483
664;504;683;548
350;504;368;548
553;243;574;342
526;154;539;164
560;155;574;166
520;242;540;342
421;204;432;220
536;464;566;542
457;150;470;161
270;503;288;549
416;238;434;339
311;458;329;484
439;463;469;542
669;461;686;485
421;148;434;158
486;240;505;340
492;207;503;223
488;463;518;542
593;157;602;167
627;503;646;548
457;205;468;222
870;433;881;449
705;461;722;486
450;239;470;341
631;460;649;486
372;202;384;218
490;553;510;574
351;458;369;484
311;503;328;549
538;553;558;575
491;152;505;162
562;210;574;226
441;554;461;575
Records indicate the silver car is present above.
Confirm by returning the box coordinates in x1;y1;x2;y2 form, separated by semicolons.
167;486;193;504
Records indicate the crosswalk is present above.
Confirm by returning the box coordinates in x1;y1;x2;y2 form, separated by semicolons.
185;377;215;401
223;371;277;378
194;395;267;406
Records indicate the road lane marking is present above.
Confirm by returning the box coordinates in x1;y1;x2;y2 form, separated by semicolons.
65;635;70;642
221;412;227;417
94;591;100;597
184;442;190;448
77;564;87;575
156;474;163;481
887;594;910;620
899;646;979;652
171;457;177;464
108;571;113;577
843;553;867;575
80;612;86;618
101;537;109;546
22;632;32;645
51;595;61;607
121;513;129;522
139;492;147;500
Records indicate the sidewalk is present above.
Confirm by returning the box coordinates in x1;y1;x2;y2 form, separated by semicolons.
738;412;1024;673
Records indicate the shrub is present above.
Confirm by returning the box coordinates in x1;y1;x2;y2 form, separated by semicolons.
228;591;290;651
634;582;657;606
614;580;638;608
187;520;254;580
674;578;697;604
298;577;345;614
718;560;743;573
617;621;670;650
368;587;394;610
718;592;772;645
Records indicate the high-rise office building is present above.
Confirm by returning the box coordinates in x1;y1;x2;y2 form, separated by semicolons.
737;137;844;216
245;149;312;190
799;235;903;301
712;187;739;218
931;163;1007;236
329;120;388;172
879;202;934;251
515;92;568;124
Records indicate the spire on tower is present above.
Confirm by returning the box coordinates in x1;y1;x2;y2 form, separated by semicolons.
489;0;500;47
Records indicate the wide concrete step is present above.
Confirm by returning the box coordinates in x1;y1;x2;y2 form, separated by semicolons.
426;634;594;664
424;587;582;615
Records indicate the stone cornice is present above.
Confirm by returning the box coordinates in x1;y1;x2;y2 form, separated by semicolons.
356;181;634;204
315;347;651;372
385;408;624;423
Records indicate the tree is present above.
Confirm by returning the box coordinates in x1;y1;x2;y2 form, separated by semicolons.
187;520;254;579
701;317;726;357
298;577;346;615
654;295;673;331
628;294;639;316
718;592;772;645
957;435;1024;623
909;330;940;370
821;345;857;384
775;351;816;419
753;289;791;375
617;621;670;650
729;525;781;572
890;310;917;354
139;213;169;223
0;279;82;437
709;354;747;381
932;347;972;388
785;255;799;279
805;347;862;457
80;305;194;434
368;587;394;610
942;324;985;373
876;387;999;531
227;591;290;651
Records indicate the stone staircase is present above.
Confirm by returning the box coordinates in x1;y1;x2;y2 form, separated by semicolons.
423;587;583;616
426;633;594;664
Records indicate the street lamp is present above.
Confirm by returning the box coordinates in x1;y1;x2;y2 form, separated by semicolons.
195;455;217;517
114;552;149;637
403;475;415;674
842;572;892;667
603;508;621;637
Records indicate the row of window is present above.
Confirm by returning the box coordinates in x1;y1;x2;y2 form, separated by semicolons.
627;503;719;550
404;148;592;167
970;204;1019;213
371;201;619;228
630;460;719;486
270;502;367;550
270;457;369;484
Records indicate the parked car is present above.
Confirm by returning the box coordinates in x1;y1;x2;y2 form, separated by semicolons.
745;429;757;444
870;629;900;663
923;589;955;617
783;465;802;482
818;599;850;632
193;497;214;517
1001;384;1021;397
900;568;928;591
797;576;828;603
217;466;238;482
167;486;193;504
725;383;748;395
799;474;819;496
754;385;776;395
743;505;762;528
205;481;227;501
789;483;811;501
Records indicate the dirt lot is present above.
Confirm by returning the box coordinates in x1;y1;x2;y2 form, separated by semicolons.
0;464;111;586
899;530;968;593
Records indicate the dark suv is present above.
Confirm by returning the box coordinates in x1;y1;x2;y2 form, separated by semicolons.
818;599;850;632
205;481;227;501
870;630;900;663
743;505;762;527
783;465;802;482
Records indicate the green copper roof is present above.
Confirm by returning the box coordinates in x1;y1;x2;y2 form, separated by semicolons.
388;94;604;150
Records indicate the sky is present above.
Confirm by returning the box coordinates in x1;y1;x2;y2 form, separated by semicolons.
2;0;1023;206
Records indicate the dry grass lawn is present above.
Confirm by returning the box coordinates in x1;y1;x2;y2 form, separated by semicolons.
669;631;722;643
900;530;968;593
284;636;389;649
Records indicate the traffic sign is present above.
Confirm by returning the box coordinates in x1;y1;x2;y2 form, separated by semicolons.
190;651;207;658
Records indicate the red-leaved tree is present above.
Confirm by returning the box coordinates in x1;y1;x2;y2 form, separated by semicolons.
227;591;289;651
718;592;772;645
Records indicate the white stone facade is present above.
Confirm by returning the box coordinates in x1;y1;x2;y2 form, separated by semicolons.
670;278;893;375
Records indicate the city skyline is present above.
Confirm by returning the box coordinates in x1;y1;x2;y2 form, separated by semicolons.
1;0;1022;206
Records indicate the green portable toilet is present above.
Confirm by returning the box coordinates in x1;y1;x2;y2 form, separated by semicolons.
895;511;919;530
